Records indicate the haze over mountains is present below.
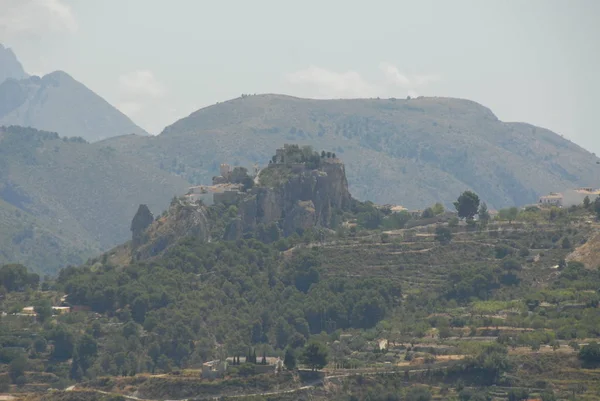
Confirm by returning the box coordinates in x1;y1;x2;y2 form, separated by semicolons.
0;44;147;142
0;44;28;83
0;126;188;275
1;44;599;274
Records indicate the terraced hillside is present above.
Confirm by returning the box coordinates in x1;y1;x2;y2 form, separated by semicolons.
3;199;600;401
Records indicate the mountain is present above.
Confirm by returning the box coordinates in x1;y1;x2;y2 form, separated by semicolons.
0;43;28;83
0;126;188;275
104;94;600;210
0;71;147;142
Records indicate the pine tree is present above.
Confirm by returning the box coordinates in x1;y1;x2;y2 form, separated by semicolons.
261;353;267;365
283;348;296;371
252;349;257;364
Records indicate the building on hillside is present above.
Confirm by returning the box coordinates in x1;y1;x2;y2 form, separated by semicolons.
202;360;228;379
377;204;407;213
274;145;288;164
21;306;71;316
538;192;563;207
565;188;600;206
539;187;600;208
185;183;242;205
226;357;283;374
211;164;233;185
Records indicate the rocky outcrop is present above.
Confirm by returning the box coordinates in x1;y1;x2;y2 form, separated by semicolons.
239;161;351;236
127;159;351;259
131;200;210;260
131;204;154;248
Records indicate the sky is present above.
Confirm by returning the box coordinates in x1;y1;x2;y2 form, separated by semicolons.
1;0;599;155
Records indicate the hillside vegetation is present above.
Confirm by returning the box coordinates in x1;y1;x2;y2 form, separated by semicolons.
0;126;188;275
2;169;600;400
105;94;600;209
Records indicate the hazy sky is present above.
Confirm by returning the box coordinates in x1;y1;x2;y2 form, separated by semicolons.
1;0;599;154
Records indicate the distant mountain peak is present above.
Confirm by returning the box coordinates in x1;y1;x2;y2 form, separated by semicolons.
0;68;148;142
0;43;29;83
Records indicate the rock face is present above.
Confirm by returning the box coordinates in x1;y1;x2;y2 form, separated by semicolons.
126;158;351;261
131;200;210;261
239;161;351;236
131;204;154;248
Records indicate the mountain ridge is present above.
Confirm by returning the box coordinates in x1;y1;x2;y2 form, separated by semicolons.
0;126;188;274
0;70;147;142
106;94;600;210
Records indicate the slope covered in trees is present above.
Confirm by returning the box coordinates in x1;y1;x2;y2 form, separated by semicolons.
2;198;600;400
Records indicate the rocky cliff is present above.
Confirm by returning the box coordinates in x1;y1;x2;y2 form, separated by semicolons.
128;154;352;261
131;199;210;261
236;160;351;237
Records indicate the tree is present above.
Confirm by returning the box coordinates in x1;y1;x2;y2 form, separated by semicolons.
406;386;432;401
301;341;328;371
48;325;75;361
34;299;53;323
432;203;445;215
508;388;529;401
579;341;600;365
478;202;490;225
33;337;47;354
454;191;480;220
0;374;9;393
284;348;296;370
0;264;39;292
421;208;435;219
595;197;600;219
498;207;519;223
76;334;98;373
540;390;556;401
583;195;591;208
9;354;27;383
435;226;452;245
